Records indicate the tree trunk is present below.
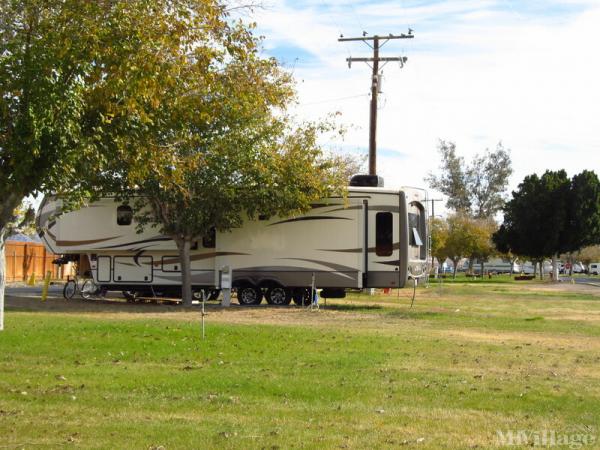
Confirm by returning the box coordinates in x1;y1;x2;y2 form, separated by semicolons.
539;260;544;280
480;260;485;277
468;255;475;275
0;193;26;330
568;254;573;276
0;235;5;331
551;253;559;282
176;237;193;306
452;258;459;279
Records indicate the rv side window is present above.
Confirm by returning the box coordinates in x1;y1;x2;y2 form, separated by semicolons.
117;205;133;226
376;212;393;256
202;227;216;248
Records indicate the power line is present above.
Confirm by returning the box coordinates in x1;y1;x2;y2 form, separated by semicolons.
301;93;369;106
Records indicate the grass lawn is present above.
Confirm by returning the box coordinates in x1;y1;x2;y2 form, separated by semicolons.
1;280;599;449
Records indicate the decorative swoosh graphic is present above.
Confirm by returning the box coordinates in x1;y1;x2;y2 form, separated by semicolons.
47;230;124;247
318;242;401;253
269;216;352;226
310;202;344;209
374;260;401;266
279;258;356;273
98;236;172;249
234;266;357;281
151;252;249;267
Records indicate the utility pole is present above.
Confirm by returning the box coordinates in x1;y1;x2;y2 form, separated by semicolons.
339;31;414;175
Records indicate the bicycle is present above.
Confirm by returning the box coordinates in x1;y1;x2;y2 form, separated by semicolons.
63;275;104;300
52;254;105;300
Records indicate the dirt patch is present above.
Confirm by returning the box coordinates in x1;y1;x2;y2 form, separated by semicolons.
436;328;600;350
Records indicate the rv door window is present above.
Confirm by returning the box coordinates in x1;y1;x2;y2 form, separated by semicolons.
117;205;133;226
376;212;393;256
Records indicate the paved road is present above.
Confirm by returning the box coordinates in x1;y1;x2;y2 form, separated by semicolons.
6;284;64;298
558;276;600;286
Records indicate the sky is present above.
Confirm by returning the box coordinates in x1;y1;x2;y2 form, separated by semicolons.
252;0;600;202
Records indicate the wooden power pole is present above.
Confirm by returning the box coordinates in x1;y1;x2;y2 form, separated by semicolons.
339;31;414;175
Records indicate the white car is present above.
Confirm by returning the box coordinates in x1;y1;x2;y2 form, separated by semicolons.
589;263;600;275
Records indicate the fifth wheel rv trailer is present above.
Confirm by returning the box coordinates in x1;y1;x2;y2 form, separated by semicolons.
36;185;429;305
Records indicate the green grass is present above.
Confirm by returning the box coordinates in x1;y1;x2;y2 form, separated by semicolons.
1;282;600;449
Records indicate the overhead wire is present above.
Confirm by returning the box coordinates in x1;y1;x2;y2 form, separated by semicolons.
300;92;369;106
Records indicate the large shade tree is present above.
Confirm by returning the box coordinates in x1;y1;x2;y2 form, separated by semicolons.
113;9;350;305
0;0;123;329
493;170;600;280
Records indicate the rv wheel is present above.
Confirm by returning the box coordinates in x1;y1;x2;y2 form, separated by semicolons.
192;289;205;301
208;289;220;301
265;287;291;306
292;288;311;306
123;290;138;303
237;286;263;306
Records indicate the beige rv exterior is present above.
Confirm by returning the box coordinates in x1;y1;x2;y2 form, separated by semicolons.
37;187;429;299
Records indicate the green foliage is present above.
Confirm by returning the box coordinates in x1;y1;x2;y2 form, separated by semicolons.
1;0;350;306
577;245;600;265
494;170;600;259
87;3;350;303
427;140;512;218
440;214;497;277
429;217;449;263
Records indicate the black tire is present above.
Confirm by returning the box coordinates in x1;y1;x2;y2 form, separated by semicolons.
192;289;205;301
237;286;263;306
208;289;220;301
292;288;311;306
265;287;291;305
63;280;77;300
81;279;99;300
123;290;138;303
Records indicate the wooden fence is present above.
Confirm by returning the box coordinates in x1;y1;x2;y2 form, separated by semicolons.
4;241;72;282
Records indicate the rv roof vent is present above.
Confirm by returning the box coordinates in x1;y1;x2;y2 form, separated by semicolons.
349;174;384;187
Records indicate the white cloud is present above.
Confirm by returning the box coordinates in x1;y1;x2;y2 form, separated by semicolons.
254;1;600;198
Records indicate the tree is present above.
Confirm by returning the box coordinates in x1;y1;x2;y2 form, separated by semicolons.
430;217;449;273
440;214;491;278
0;0;113;329
330;153;367;183
577;246;600;266
493;170;600;280
99;3;350;305
0;0;244;325
427;140;513;218
470;218;498;275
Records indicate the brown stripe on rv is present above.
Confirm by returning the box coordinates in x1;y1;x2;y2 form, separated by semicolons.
151;252;249;266
269;216;353;226
317;242;401;253
310;202;344;209
279;258;356;272
97;236;172;249
45;230;123;247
